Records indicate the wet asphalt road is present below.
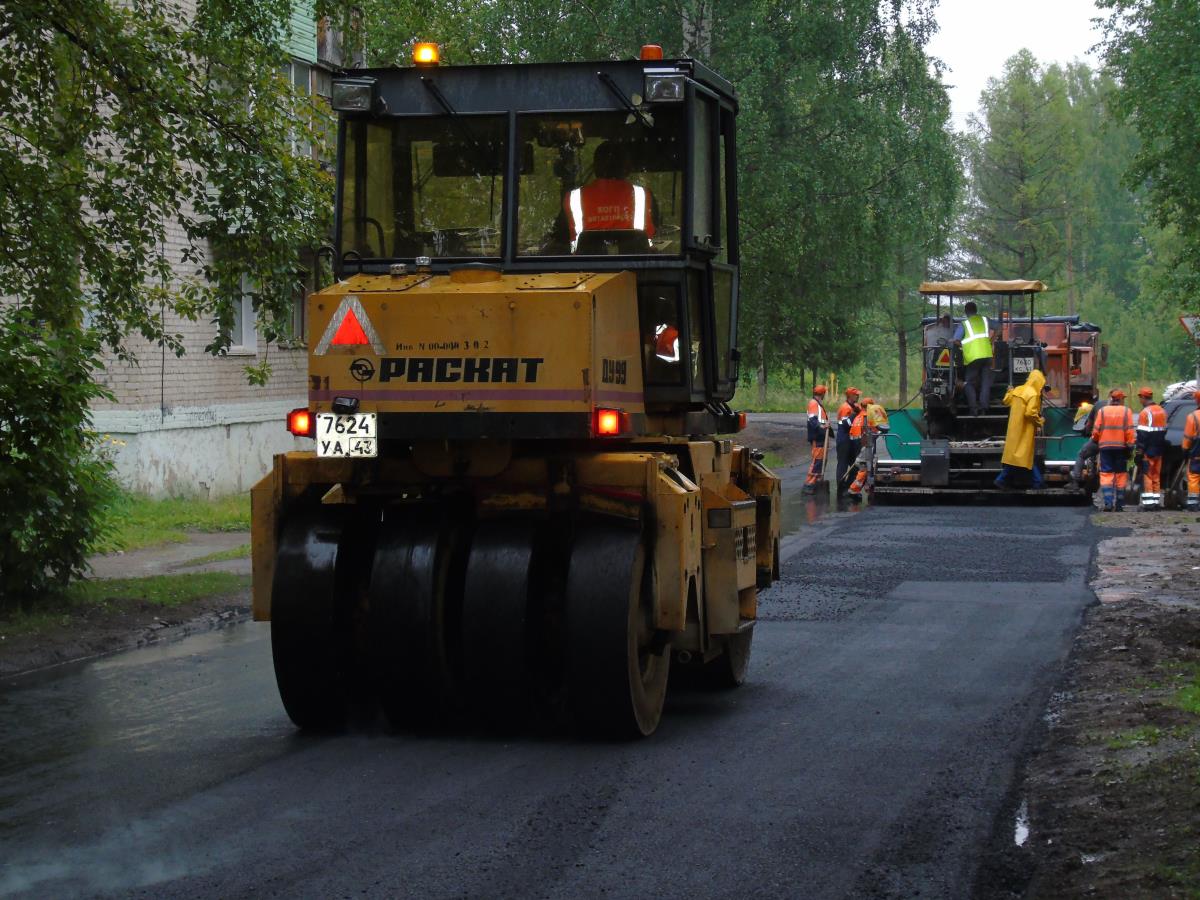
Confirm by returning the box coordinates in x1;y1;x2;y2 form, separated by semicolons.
0;472;1099;899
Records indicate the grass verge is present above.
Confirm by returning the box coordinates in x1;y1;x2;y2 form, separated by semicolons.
180;543;252;567
97;492;251;552
0;573;251;638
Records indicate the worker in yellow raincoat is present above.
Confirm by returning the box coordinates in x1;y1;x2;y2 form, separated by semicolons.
995;368;1047;490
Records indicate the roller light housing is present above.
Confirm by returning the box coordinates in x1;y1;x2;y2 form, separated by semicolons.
594;407;624;437
644;73;686;103
330;77;376;112
287;407;314;438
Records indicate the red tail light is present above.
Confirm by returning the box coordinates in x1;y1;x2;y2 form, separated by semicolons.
737;411;748;432
595;407;624;436
287;407;314;437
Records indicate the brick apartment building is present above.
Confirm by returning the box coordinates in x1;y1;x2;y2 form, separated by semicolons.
92;5;354;497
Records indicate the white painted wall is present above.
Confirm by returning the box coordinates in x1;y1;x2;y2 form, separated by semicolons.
91;401;308;498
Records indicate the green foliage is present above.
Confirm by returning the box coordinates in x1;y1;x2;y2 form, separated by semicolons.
0;0;333;358
1099;0;1200;309
966;51;1079;280
356;0;960;383
96;491;252;552
0;1;329;607
957;53;1193;386
0;309;119;613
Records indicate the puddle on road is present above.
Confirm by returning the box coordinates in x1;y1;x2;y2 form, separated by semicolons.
1014;798;1030;846
779;484;868;539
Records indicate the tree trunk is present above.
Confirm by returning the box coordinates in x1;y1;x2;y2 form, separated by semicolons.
756;337;767;407
1065;217;1076;316
897;284;908;404
681;1;712;57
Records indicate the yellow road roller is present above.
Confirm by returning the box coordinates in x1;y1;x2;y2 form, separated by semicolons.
251;44;780;736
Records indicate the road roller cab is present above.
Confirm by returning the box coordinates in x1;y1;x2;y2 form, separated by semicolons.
252;48;780;737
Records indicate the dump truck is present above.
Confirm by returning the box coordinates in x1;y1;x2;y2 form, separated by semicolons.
872;279;1103;499
250;45;780;737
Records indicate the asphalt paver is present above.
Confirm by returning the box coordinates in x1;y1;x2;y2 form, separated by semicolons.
0;493;1097;899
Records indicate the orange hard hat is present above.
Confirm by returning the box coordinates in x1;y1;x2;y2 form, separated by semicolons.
1137;387;1153;399
861;397;875;406
813;385;827;395
1109;388;1125;400
845;386;861;397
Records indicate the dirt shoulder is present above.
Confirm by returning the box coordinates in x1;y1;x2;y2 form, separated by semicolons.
0;532;252;680
979;511;1200;898
738;412;813;467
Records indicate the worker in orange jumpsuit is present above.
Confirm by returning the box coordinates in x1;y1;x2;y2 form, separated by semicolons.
848;398;890;499
1092;388;1136;511
1183;391;1200;511
803;385;830;494
835;387;862;495
1134;387;1167;510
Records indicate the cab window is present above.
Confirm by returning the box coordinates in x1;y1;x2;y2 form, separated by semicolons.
516;109;684;257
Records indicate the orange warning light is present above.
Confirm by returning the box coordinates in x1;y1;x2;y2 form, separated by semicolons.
640;44;664;60
413;42;440;66
595;408;623;436
331;308;370;346
287;408;313;437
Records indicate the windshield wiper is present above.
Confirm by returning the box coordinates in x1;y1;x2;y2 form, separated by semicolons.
420;76;490;157
596;72;654;128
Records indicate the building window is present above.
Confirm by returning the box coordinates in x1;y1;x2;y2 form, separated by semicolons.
227;275;258;355
284;60;315;160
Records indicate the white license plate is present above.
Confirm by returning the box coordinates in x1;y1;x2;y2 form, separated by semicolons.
316;413;377;458
1012;356;1034;373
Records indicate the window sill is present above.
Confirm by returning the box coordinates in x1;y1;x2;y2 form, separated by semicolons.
224;348;258;358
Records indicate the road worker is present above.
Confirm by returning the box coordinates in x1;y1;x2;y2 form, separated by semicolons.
1092;388;1136;511
994;368;1046;490
952;301;996;417
803;385;830;494
1070;391;1103;487
1135;387;1167;509
564;141;655;252
848;398;890;499
835;387;862;495
1183;390;1200;511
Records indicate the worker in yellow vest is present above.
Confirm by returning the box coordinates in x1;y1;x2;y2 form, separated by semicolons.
952;301;996;417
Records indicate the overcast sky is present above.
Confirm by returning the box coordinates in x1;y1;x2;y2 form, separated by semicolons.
926;0;1106;131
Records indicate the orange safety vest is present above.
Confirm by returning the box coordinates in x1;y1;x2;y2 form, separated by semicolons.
654;324;680;361
1184;409;1200;456
1137;404;1167;432
849;410;867;439
807;398;828;426
1092;404;1135;450
564;180;656;241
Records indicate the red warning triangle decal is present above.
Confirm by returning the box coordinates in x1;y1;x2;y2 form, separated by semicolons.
935;348;952;367
331;308;370;346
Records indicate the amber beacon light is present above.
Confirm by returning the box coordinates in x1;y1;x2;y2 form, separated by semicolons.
640;44;664;60
413;42;440;65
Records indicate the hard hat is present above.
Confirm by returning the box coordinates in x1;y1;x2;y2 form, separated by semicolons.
861;397;875;406
845;386;861;397
1137;387;1153;399
813;385;827;395
1109;389;1125;400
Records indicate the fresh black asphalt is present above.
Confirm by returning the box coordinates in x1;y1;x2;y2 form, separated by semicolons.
0;479;1098;898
